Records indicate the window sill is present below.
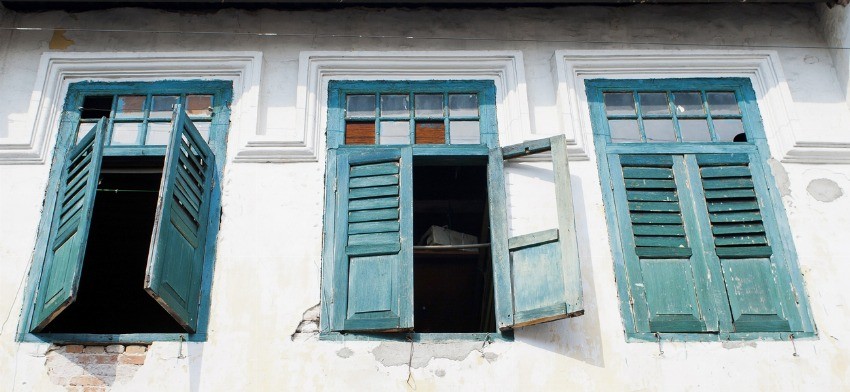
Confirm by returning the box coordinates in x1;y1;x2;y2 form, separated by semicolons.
18;332;204;344
320;331;513;343
626;331;817;343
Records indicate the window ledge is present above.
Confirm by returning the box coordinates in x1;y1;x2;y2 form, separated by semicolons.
18;332;205;344
626;331;817;343
319;331;513;343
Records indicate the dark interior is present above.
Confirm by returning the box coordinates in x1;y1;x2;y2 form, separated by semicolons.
44;157;185;334
79;95;114;120
412;163;495;333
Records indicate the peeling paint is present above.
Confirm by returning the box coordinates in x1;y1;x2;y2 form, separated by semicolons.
434;369;446;377
291;303;321;341
767;158;791;197
371;342;483;368
48;29;74;50
721;341;758;349
806;178;844;202
482;352;499;363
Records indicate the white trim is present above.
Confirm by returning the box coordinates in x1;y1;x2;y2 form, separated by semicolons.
555;50;850;164
0;51;262;165
232;51;532;163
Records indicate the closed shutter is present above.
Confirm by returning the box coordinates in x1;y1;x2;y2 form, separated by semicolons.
489;135;583;330
330;147;414;332
145;109;216;333
32;119;108;331
611;154;717;333
694;153;793;332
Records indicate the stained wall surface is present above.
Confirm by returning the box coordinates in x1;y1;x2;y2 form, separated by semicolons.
1;4;849;391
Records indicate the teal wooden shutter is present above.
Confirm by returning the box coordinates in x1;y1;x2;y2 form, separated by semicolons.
32;119;108;331
488;135;583;330
610;154;718;333
693;153;795;332
330;147;414;332
145;108;215;333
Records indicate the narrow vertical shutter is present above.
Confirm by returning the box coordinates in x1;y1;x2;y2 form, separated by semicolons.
32;119;108;331
611;154;714;333
331;147;414;332
489;135;583;330
694;153;793;332
145;109;215;333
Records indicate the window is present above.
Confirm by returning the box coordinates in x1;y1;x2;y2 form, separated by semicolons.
320;80;583;339
19;81;231;342
586;78;815;341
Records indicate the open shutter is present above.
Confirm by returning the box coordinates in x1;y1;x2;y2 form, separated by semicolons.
694;153;794;332
330;147;414;332
610;154;717;333
488;135;583;330
32;119;107;331
145;108;215;333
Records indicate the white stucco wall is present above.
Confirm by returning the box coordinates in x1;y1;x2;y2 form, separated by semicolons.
1;4;849;391
819;3;850;109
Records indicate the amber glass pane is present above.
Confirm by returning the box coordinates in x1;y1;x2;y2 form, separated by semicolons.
116;96;145;118
150;95;179;118
186;95;213;116
415;122;445;144
345;122;376;145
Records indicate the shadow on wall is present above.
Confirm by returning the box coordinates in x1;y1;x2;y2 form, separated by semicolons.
504;163;605;367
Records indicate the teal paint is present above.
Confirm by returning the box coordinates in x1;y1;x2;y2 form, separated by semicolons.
18;80;232;343
587;78;816;341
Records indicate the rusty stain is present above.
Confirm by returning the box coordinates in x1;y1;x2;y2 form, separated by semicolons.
49;29;75;50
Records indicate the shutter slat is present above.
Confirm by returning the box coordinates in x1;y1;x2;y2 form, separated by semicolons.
707;200;760;212
634;247;693;258
350;174;399;188
350;162;399;177
349;196;399;211
714;235;769;246
711;223;766;235
628;201;681;212
348;221;401;235
624;179;677;189
634;236;688;247
627;190;677;202
701;178;754;190
350;185;400;200
630;212;683;224
632;224;686;236
349;208;400;223
623;167;674;179
704;189;757;199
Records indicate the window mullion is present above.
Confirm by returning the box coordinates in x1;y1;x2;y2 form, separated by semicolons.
675;154;733;332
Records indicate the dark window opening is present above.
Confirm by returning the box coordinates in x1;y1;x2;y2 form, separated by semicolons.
43;156;184;334
412;163;495;333
79;96;114;120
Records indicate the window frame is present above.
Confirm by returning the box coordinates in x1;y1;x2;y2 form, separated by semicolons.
587;77;816;342
17;80;232;344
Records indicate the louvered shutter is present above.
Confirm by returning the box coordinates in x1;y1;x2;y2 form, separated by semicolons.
611;154;717;333
694;153;795;332
330;147;414;332
488;135;583;330
145;109;215;333
32;119;108;331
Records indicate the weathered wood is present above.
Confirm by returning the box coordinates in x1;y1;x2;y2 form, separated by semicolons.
348;221;400;235
706;200;760;212
628;201;681;212
626;190;678;202
624;179;677;189
630;212;683;224
348;208;400;223
414;122;445;144
349;174;399;188
711;223;765;235
622;167;673;179
348;196;399;211
345;122;376;145
350;162;398;178
507;229;559;250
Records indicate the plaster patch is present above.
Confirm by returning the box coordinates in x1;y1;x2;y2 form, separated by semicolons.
806;178;844;202
482;352;499;363
371;342;482;368
434;369;446;377
721;341;758;349
48;29;74;50
768;158;792;197
336;347;354;359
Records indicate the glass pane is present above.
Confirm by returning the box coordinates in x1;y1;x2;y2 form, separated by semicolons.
381;95;409;117
680;119;711;142
706;92;740;116
145;122;172;145
643;119;676;142
415;122;445;144
714;119;746;142
345;122;376;145
150;95;179;118
415;94;443;117
111;122;141;145
379;121;410;144
115;95;145;118
449;121;480;144
604;93;636;116
76;123;93;142
449;94;478;117
639;93;670;116
608;119;640;142
81;96;114;119
194;122;211;142
672;92;704;115
346;95;376;118
186;95;213;117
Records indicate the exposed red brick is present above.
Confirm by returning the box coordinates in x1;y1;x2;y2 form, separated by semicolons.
94;354;119;364
64;345;84;354
83;386;107;392
83;346;105;354
124;345;147;354
69;375;104;386
118;355;146;365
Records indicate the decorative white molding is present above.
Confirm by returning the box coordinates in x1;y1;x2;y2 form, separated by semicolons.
555;50;850;164
0;51;262;165
233;51;532;163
